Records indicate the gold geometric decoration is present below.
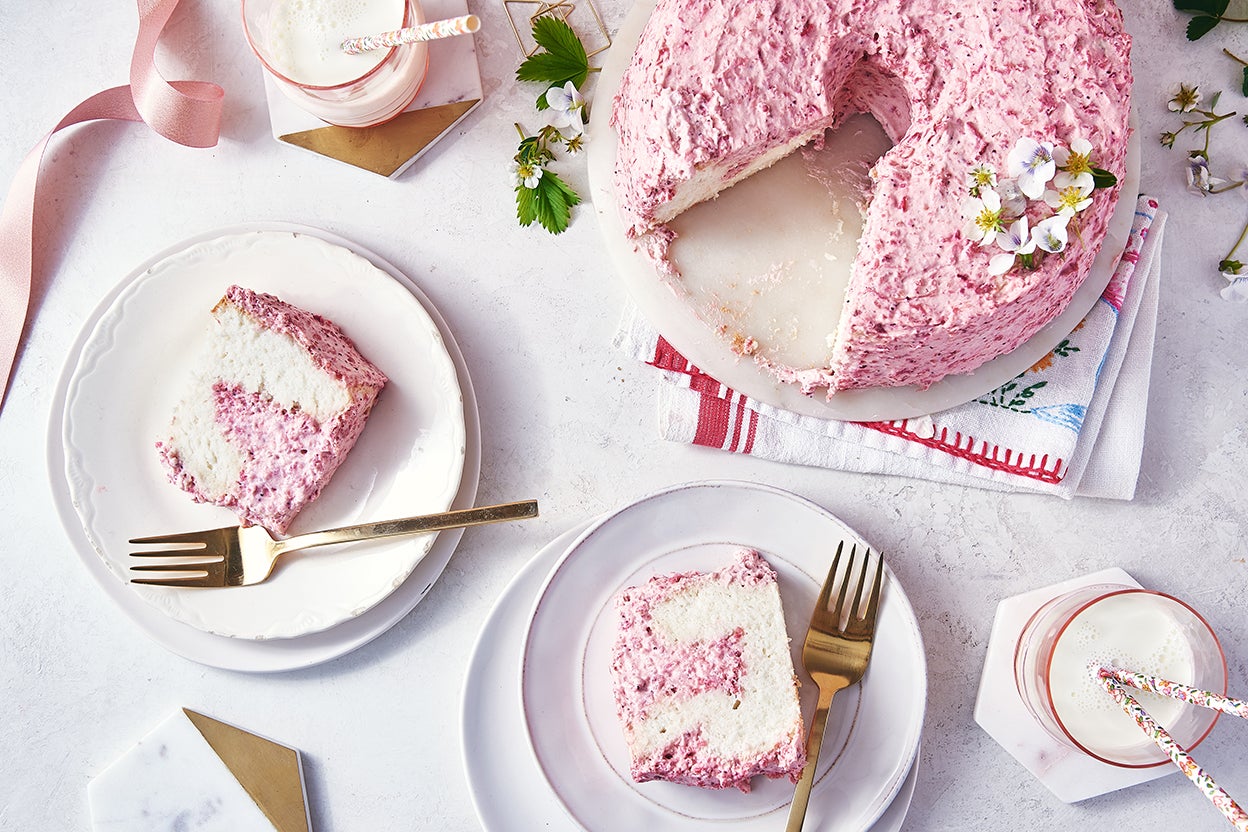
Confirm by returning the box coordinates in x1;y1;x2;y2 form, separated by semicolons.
279;99;480;177
505;0;612;59
184;709;311;832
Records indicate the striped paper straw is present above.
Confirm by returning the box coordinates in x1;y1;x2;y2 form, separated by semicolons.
1097;673;1248;831
1099;667;1248;720
341;14;480;54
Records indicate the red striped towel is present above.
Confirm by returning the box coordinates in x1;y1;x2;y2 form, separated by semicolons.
616;196;1164;499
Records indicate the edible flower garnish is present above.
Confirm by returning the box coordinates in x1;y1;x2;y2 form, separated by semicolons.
988;217;1037;275
967;163;998;197
1221;218;1248;301
1186;151;1226;196
1031;215;1070;254
1168;82;1203;113
1044;173;1094;217
509;159;544;190
964;136;1115;275
1007;138;1057;199
961;188;1006;247
545;81;586;136
511;14;597;234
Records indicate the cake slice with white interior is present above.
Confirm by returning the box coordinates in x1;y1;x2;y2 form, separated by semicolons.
610;548;807;791
157;285;387;535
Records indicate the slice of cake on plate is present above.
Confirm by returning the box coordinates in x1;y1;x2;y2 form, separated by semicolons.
157;285;387;535
609;548;807;791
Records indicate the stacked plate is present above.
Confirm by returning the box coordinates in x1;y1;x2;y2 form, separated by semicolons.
50;227;480;671
462;480;927;831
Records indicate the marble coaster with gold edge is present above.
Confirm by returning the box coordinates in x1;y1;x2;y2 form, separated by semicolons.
261;0;484;178
88;708;312;832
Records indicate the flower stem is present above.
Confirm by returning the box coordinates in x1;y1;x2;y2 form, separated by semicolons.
1226;216;1248;263
515;123;528;140
1210;180;1247;196
1226;49;1248;67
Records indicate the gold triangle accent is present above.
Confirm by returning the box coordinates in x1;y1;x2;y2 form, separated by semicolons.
280;99;481;177
184;709;310;832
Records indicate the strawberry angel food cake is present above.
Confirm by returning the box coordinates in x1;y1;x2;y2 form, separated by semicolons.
609;549;807;791
157;286;387;534
610;0;1133;394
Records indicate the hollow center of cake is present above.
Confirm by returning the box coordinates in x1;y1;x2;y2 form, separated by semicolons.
667;113;893;371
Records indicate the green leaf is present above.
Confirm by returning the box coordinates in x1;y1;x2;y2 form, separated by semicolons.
532;16;587;61
1173;0;1228;14
1242;66;1248;97
516;17;589;88
1187;15;1221;39
1091;167;1118;188
1210;90;1222;108
516;184;539;227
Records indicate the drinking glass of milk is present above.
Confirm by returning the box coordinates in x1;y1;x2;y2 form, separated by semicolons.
1014;586;1227;767
242;0;429;127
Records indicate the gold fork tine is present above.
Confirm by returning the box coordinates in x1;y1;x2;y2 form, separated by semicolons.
128;529;224;546
129;559;227;587
813;540;844;619
128;549;223;561
856;555;884;631
835;544;859;618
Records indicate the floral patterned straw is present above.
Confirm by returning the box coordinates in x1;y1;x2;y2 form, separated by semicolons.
1097;673;1248;831
1100;667;1248;720
340;14;481;55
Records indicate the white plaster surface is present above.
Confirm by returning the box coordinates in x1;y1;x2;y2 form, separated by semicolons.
0;2;1245;831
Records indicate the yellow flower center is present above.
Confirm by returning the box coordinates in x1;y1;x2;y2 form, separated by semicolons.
975;207;1001;232
1064;153;1092;176
1058;186;1085;210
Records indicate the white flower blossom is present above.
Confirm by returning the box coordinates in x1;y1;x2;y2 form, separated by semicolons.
967;163;998;196
961;188;1006;247
545;81;586;136
1007;138;1057;199
1168;83;1202;114
508;160;544;189
1221;277;1248;302
988;217;1037;275
1044;172;1095;217
1031;214;1070;254
1053;137;1096;176
1186;153;1226;196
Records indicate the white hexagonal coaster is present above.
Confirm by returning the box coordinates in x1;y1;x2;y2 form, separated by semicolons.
88;709;311;831
973;567;1176;803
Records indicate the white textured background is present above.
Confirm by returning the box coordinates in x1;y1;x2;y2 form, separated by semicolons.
0;0;1246;829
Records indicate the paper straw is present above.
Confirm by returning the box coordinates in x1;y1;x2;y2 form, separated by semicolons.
1099;667;1248;720
1097;674;1248;831
341;15;480;55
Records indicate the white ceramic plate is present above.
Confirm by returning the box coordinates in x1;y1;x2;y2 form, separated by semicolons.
519;481;926;831
462;516;921;832
51;225;476;654
586;0;1141;421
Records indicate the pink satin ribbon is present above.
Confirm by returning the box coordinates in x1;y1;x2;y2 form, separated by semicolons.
0;0;223;414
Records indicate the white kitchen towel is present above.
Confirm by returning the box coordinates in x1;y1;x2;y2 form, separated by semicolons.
615;196;1165;499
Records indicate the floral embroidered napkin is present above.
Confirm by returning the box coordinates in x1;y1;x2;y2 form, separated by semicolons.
615;195;1165;499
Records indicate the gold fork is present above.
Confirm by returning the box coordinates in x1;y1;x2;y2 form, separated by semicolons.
786;541;884;832
128;499;539;587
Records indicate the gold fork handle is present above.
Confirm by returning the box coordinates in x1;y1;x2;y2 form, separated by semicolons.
270;500;539;556
786;682;845;832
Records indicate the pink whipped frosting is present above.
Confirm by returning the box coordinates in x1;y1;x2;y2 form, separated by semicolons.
610;549;806;792
158;287;387;534
611;0;1132;392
